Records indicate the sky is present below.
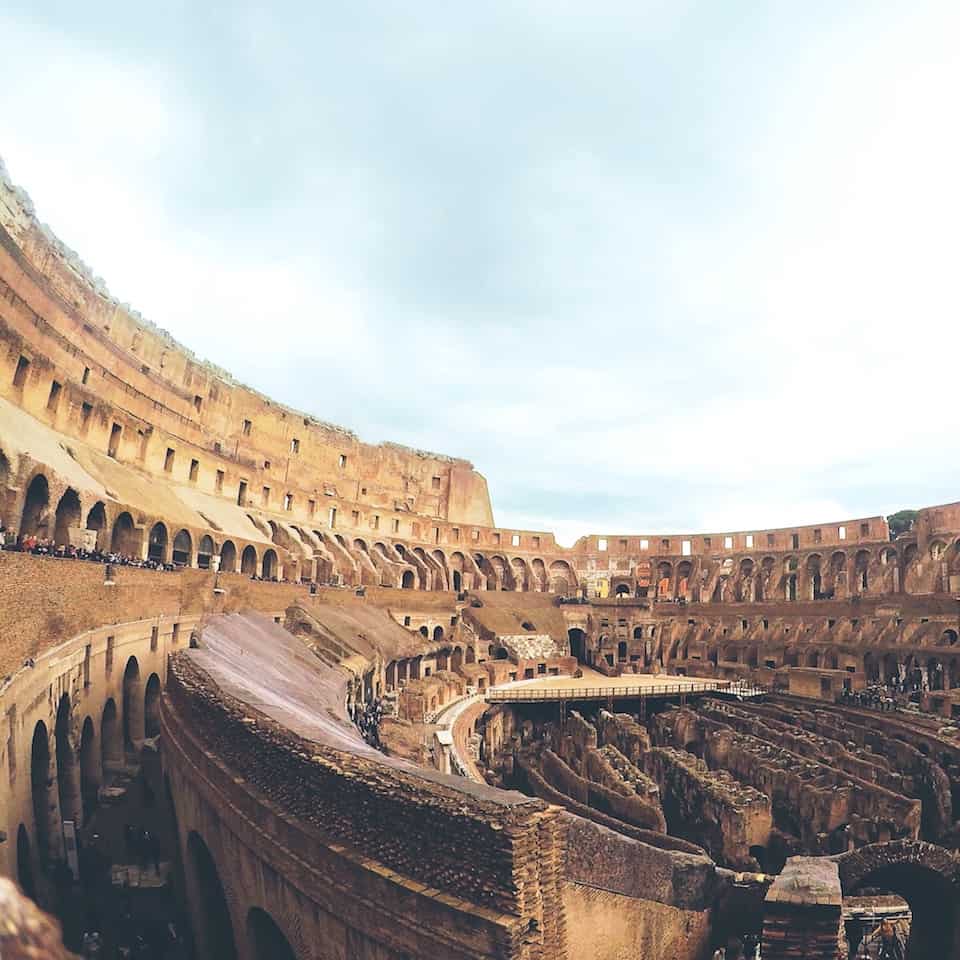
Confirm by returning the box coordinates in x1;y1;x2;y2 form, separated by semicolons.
1;2;959;546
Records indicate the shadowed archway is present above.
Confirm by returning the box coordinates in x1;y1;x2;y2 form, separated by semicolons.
837;841;960;959
247;907;297;960
187;831;237;960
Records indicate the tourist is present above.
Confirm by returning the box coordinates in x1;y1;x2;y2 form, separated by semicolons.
81;928;103;958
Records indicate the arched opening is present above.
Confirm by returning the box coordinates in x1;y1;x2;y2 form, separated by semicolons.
806;554;823;600
656;561;673;599
20;474;50;539
568;628;586;662
261;548;277;579
144;673;161;738
85;501;107;548
401;569;415;589
247;907;296;960
241;544;258;576
16;824;35;901
197;534;215;570
55;693;81;827
53;488;81;547
110;511;137;555
219;539;237;573
148;522;168;564
187;832;237;960
79;716;98;820
840;845;960;959
940;630;958;647
927;657;945;692
101;698;122;777
172;528;193;566
419;626;429;638
883;653;901;685
123;656;144;750
855;549;871;592
452;569;462;592
549;560;573;595
614;583;631;597
433;625;444;642
617;640;628;661
30;721;51;867
784;557;799;601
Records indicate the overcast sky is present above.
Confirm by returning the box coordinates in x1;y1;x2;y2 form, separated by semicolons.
2;2;958;545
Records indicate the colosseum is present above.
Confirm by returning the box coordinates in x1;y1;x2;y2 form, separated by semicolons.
0;156;958;960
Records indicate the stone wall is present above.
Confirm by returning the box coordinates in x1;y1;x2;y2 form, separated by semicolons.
163;653;569;960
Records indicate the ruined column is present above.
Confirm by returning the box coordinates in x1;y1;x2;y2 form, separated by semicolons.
762;857;844;960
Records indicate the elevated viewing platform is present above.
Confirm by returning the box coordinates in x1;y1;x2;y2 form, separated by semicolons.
484;669;764;704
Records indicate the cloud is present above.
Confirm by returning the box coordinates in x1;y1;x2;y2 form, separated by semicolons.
1;3;958;542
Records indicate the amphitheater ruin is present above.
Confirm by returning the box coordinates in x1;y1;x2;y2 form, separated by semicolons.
0;155;958;960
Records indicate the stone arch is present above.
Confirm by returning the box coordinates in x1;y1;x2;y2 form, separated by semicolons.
101;698;122;776
568;628;586;662
941;629;959;647
55;693;81;827
262;548;278;579
433;625;444;642
123;656;144;750
187;831;238;960
855;548;871;591
197;534;215;569
510;556;528;591
30;721;51;866
144;673;162;738
16;824;35;901
85;500;107;548
53;488;81;546
110;511;137;554
806;554;823;600
172;528;193;566
148;522;168;564
736;558;754;602
837;840;960;958
241;544;258;576
79;716;98;819
247;907;297;960
401;569;415;589
549;559;574;595
19;473;49;539
220;539;237;572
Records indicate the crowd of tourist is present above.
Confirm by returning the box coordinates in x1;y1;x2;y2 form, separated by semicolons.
351;697;385;749
2;532;174;570
840;685;901;712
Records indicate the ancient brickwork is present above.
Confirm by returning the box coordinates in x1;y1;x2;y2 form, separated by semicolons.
642;745;772;870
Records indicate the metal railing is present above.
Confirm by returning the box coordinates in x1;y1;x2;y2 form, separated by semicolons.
485;679;740;702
